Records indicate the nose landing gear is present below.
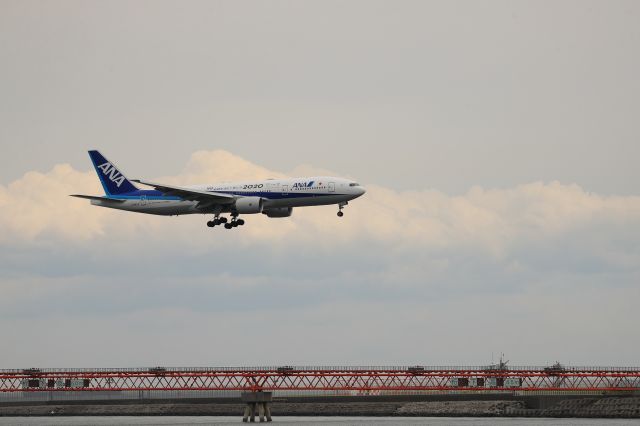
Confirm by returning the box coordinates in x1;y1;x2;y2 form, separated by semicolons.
337;202;347;217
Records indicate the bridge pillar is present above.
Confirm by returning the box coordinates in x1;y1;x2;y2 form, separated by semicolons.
241;391;272;422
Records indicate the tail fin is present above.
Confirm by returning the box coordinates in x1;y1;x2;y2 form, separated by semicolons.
88;150;138;195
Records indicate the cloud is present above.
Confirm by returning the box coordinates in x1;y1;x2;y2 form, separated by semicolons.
3;285;639;367
0;164;107;242
1;150;638;256
0;150;639;367
166;150;288;185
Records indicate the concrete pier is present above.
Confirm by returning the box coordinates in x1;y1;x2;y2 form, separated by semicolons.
241;392;272;422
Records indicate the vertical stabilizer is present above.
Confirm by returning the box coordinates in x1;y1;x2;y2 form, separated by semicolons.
88;150;138;195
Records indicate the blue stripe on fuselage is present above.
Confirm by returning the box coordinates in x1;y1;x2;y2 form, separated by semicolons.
105;189;344;201
213;190;344;200
106;190;182;201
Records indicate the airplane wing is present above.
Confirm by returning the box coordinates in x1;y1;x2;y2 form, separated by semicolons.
132;179;236;206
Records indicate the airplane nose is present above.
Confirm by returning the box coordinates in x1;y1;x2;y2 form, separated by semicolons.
357;186;366;196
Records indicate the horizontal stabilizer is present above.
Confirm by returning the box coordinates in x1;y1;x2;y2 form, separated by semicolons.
70;194;126;203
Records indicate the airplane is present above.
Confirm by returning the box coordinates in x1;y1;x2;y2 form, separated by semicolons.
71;150;366;229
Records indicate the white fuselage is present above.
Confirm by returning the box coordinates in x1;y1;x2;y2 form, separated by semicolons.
91;176;365;216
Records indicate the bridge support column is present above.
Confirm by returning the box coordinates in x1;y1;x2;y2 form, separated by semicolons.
241;392;272;422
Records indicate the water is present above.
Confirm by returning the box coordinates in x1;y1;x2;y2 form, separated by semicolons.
0;418;637;426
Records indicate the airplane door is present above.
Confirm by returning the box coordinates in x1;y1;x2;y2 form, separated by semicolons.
282;184;288;196
140;195;147;206
329;182;335;193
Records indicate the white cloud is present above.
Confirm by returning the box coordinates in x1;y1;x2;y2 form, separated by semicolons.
0;164;107;242
0;151;638;366
1;150;639;256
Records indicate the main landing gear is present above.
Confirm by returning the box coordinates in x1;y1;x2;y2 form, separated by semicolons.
207;215;245;229
337;202;347;217
207;216;227;227
224;217;245;229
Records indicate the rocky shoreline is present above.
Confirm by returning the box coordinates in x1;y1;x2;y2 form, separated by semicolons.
0;396;638;418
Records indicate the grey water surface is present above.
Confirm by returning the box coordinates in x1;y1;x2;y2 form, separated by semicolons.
0;417;638;426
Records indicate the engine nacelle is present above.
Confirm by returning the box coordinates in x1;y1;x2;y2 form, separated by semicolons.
263;207;293;218
234;197;263;214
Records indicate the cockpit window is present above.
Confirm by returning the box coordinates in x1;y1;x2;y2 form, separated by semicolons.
349;182;360;187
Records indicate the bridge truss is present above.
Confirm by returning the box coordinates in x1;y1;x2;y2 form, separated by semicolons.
2;366;639;393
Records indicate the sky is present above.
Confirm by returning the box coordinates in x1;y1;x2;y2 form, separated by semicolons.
0;0;639;368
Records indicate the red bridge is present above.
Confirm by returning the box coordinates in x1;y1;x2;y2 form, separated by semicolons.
2;366;640;393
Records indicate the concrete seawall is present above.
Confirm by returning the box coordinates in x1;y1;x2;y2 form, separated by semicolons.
1;395;639;418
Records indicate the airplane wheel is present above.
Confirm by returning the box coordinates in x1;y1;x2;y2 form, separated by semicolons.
207;221;215;227
219;217;228;223
224;223;232;229
232;221;239;227
337;211;344;217
237;219;245;225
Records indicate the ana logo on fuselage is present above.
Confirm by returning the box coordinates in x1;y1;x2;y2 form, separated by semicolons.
292;181;314;189
97;162;125;187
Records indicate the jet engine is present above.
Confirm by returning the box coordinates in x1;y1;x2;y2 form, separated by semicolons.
234;197;263;214
263;207;293;218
